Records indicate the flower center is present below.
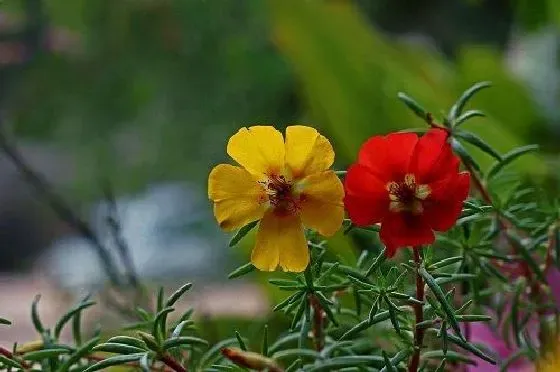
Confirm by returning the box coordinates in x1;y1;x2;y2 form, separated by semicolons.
262;174;301;216
386;174;431;214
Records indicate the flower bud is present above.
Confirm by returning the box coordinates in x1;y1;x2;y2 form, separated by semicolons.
16;340;43;353
221;347;282;371
136;331;159;351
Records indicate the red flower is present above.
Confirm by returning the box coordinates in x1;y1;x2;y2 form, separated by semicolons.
344;128;470;256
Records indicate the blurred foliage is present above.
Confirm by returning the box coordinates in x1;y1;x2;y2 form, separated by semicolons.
0;1;560;369
0;0;557;205
5;0;297;200
268;0;550;175
0;0;556;307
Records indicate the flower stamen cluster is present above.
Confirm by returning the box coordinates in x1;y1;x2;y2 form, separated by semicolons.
387;174;431;214
261;174;301;216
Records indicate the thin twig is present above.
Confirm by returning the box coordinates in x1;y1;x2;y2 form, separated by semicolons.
1;345;31;369
0;128;123;286
459;263;471;345
463;161;536;277
102;181;139;287
408;247;425;372
461;161;493;207
544;223;558;273
102;288;144;321
310;294;325;351
462;158;546;347
426;113;451;133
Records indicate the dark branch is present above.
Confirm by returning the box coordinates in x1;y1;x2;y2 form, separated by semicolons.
0;126;122;286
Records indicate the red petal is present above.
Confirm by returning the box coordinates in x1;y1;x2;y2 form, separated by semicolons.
410;128;459;184
357;132;418;182
344;164;386;196
344;164;389;226
379;212;435;253
429;171;470;202
357;136;387;180
344;195;387;226
423;172;470;231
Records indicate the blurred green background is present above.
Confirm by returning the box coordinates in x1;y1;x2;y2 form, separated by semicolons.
0;0;559;344
2;0;559;195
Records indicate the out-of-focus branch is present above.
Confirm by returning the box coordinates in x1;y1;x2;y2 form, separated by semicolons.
103;181;139;287
0;125;123;286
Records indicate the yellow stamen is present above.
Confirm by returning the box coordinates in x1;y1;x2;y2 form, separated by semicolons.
415;184;431;200
404;173;416;188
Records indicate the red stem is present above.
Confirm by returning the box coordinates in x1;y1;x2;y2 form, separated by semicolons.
462;162;492;205
408;247;425;372
464;321;471;342
427;113;452;134
0;346;12;359
463;161;535;275
310;294;325;351
545;224;557;273
463;157;545;344
160;354;187;372
0;346;31;369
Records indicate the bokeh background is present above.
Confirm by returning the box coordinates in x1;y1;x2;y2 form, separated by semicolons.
0;0;559;346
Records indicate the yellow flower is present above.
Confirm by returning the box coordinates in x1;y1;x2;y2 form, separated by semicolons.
538;339;560;372
208;125;344;272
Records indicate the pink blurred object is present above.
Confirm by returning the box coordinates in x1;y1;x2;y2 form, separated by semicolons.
466;265;560;371
465;322;534;372
0;274;71;346
546;266;560;310
0;10;81;66
0;272;269;348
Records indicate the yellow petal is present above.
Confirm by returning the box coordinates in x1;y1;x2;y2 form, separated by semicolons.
208;164;262;201
208;164;267;231
285;126;335;179
227;126;285;177
252;211;309;272
298;170;344;237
